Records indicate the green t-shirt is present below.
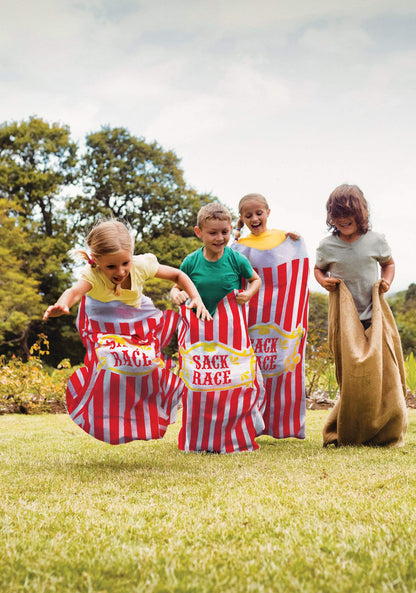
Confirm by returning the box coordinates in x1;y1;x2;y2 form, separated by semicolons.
180;246;254;316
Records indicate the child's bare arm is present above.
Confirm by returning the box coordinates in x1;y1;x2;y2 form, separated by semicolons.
314;265;340;292
43;279;92;320
235;271;262;305
380;257;395;293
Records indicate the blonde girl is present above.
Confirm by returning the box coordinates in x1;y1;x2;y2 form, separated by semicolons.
44;219;211;321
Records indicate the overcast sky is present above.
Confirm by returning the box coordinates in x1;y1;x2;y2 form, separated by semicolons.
1;0;415;292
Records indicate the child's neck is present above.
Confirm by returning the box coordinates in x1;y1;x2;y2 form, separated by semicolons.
338;231;362;244
203;246;224;261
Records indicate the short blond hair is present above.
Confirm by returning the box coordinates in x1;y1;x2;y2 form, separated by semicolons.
196;203;232;229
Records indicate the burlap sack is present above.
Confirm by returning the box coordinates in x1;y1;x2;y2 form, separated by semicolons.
323;281;407;447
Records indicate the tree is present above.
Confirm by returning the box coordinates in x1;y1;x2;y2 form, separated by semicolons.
0;118;81;360
0;200;43;356
0;116;78;237
389;285;416;355
70;126;214;244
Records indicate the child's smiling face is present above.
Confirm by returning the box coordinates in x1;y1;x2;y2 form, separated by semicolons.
96;250;132;286
240;198;270;236
195;219;232;261
332;216;360;242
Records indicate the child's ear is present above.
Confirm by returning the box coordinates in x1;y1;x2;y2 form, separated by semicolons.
194;226;202;239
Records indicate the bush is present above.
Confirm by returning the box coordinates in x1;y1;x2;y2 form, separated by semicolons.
0;334;74;414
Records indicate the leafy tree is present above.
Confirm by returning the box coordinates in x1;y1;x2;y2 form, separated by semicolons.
0;117;81;360
70;126;214;244
0;116;78;237
389;284;416;355
0;200;43;356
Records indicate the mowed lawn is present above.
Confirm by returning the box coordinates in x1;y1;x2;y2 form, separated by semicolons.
1;410;416;593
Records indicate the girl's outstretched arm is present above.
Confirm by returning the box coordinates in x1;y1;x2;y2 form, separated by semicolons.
156;265;212;321
43;279;92;320
380;257;395;293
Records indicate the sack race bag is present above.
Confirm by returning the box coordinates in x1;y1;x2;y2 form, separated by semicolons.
177;292;265;453
66;295;183;444
323;281;408;447
233;237;309;439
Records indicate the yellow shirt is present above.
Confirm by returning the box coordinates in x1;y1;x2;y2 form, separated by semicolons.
79;253;159;308
237;229;287;251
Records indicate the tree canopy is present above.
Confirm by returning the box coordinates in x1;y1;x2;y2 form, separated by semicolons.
69;126;213;243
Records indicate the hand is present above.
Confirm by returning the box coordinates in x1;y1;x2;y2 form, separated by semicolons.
235;290;251;305
187;297;212;321
379;279;391;293
170;288;190;306
43;303;70;320
286;231;301;241
320;277;341;293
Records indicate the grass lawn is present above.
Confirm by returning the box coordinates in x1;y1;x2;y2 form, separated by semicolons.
1;410;416;593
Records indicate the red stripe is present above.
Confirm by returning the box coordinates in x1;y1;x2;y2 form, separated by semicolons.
274;265;287;325
261;268;274;323
296;259;310;326
229;298;242;350
123;376;135;442
211;392;226;452
109;372;120;443
218;302;229;344
104;322;116;334
189;309;201;344
282;373;293;435
248;290;259;327
283;259;299;331
188;392;202;451
92;370;105;442
292;359;303;436
200;393;214;451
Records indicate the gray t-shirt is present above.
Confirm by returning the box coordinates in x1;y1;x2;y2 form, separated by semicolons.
315;231;391;321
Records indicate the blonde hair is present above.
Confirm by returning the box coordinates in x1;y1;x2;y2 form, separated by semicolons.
235;193;270;238
72;219;134;295
196;203;232;229
326;184;370;235
238;193;269;214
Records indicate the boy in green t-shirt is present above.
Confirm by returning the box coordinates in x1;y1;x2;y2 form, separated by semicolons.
170;203;261;316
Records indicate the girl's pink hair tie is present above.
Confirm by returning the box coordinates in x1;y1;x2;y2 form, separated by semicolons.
88;257;94;265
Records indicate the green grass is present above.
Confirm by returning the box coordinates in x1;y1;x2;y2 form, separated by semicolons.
1;411;416;593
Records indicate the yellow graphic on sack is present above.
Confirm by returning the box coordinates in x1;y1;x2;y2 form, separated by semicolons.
96;334;162;376
249;323;305;377
179;341;256;391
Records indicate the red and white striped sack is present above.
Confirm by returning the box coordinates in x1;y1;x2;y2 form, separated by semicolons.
66;295;183;444
177;292;265;453
233;238;309;439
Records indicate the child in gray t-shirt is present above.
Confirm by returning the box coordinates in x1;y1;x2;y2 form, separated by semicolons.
314;184;395;327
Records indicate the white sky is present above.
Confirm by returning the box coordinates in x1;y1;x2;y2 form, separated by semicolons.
1;0;415;293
